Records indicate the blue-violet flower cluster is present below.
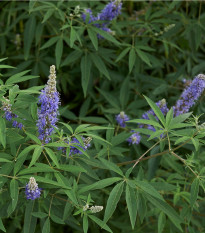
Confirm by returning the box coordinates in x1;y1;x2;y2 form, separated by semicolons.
58;136;92;156
116;111;130;128
37;65;60;143
82;0;122;35
1;97;23;129
173;74;205;117
127;131;141;145
25;177;42;200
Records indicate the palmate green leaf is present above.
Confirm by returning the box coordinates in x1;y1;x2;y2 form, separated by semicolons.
42;9;54;23
165;108;174;129
148;129;165;141
144;95;165;126
129;48;136;73
115;47;130;62
44;142;69;148
42;218;50;233
158;212;166;233
88;28;98;50
23;201;37;233
0;218;6;232
19;175;71;189
55;38;63;69
144;193;183;231
120;76;129;109
0;65;14;69
90;53;110;80
80;133;112;145
79;177;122;194
59;164;87;174
134;127;155;136
133;180;164;201
32;212;48;219
137;191;147;223
126;185;137;229
0;117;6;148
99;158;123;176
75;160;100;180
64;190;78;205
88;215;113;233
169;122;193;130
61;50;82;67
45;147;60;168
70;27;77;48
18;164;57;175
40;37;59;50
135;48;151;67
128;119;162;128
0;158;12;162
26;132;41;145
92;27;120;45
77;125;112;133
10;179;19;212
103;181;124;224
6;74;38;85
191;138;199;151
17;145;36;160
83;215;88;233
0;163;14;189
0;57;8;62
81;54;92;97
170;112;192;125
24;15;36;60
79;116;108;124
111;131;131;146
28;146;43;168
74;124;91;134
50;214;65;224
60;122;73;134
190;178;199;209
96;87;120;110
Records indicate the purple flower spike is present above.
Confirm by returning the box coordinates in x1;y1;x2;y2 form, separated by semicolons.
127;132;141;145
98;0;122;22
116;111;129;128
25;177;42;200
37;65;60;143
173;74;205;117
1;97;24;129
82;0;122;38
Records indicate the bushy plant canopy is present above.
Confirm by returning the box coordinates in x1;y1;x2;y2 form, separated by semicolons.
0;1;205;233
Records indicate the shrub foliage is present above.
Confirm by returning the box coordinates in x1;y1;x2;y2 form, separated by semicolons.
0;1;205;233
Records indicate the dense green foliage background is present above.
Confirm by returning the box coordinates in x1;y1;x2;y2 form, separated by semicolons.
0;1;205;233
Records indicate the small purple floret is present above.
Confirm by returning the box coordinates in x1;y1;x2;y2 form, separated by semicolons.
25;177;42;200
127;132;141;145
116;111;129;128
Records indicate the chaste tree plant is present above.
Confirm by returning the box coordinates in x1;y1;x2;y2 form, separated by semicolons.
0;1;205;233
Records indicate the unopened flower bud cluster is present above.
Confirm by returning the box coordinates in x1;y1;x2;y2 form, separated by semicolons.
154;24;175;36
70;5;81;17
83;204;103;213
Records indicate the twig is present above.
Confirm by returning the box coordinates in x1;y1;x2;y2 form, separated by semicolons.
133;140;160;168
